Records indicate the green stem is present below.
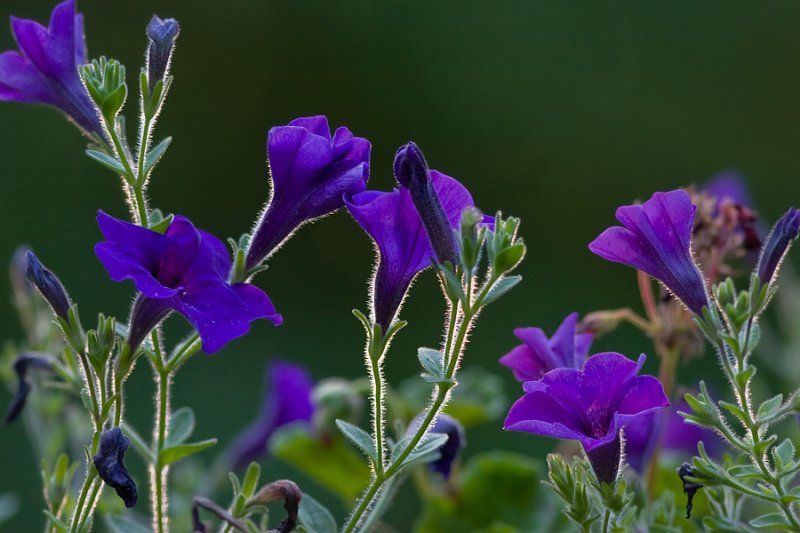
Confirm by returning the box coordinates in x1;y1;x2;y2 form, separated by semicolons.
601;508;611;533
76;351;101;428
152;368;172;533
368;345;385;474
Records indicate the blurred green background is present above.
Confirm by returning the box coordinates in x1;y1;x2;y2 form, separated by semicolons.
1;1;800;531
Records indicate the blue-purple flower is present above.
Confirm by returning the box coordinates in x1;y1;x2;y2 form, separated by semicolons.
589;190;711;316
94;211;282;353
94;427;137;508
345;167;477;331
246;116;370;269
0;0;103;138
228;361;314;469
504;352;669;484
756;208;800;287
406;413;465;479
703;171;753;210
499;312;593;382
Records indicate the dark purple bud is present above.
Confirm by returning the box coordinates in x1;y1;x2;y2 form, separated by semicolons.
25;251;71;320
146;15;180;93
5;353;51;424
406;413;466;479
756;208;800;286
126;294;172;353
94;427;138;508
393;142;458;265
677;462;703;519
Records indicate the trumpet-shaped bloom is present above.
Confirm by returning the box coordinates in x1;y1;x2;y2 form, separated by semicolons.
500;312;593;382
246;116;370;269
228;361;314;469
504;352;669;484
0;0;103;137
345;170;475;330
94;211;282;353
589;190;710;316
757;208;800;286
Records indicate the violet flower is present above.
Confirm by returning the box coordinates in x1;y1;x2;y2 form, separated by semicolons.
499;312;593;382
703;171;753;209
406;413;465;479
145;15;179;93
94;211;282;353
0;0;103;138
504;352;669;484
589;190;711;316
5;353;51;424
345;169;477;331
94;427;137;508
756;208;800;287
246;116;370;269
228;361;314;469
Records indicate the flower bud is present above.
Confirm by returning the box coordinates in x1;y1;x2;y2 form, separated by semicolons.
756;207;800;286
394;142;458;265
94;427;137;508
25;251;71;321
146;15;180;94
80;57;127;122
405;413;465;478
312;378;363;437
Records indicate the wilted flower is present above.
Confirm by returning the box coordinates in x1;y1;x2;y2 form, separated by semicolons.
406;413;465;479
756;208;800;287
0;0;103;138
500;312;592;382
94;427;137;508
5;353;51;424
504;352;669;484
94;211;282;353
228;361;314;469
677;462;703;519
246;116;370;269
589;190;710;316
345;169;477;331
145;15;179;93
25;250;71;320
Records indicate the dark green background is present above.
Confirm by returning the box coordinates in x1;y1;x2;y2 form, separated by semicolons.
1;1;799;531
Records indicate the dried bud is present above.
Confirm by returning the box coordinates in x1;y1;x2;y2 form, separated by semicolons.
5;353;51;424
251;480;301;533
393;142;458;265
93;427;137;508
146;15;180;93
677;462;703;519
757;207;800;287
25;251;71;320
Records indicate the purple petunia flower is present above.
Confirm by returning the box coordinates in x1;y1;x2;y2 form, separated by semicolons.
589;190;711;316
94;211;282;353
756;208;800;287
228;361;314;469
246;116;370;269
499;312;593;382
703;171;753;210
504;352;669;484
0;0;103;138
625;396;723;473
345;169;477;331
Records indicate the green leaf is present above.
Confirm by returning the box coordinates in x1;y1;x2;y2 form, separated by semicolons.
773;438;796;469
159;438;217;466
298;492;337;533
392;432;448;468
749;512;791;529
241;462;261;499
335;420;377;463
143;137;172;176
43;510;67;532
166;406;195;447
418;348;445;380
493;243;525;274
270;424;370;503
105;515;151;533
757;394;783;422
86;149;127;175
148;214;174;234
480;275;522;307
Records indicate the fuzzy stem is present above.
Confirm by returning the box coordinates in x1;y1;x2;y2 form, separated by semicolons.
151;367;172;533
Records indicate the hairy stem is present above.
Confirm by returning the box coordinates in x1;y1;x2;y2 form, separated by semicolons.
151;368;172;533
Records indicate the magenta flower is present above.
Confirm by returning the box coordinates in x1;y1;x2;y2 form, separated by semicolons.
94;211;282;353
345;169;476;331
499;312;593;382
756;208;800;287
589;190;711;316
228;361;314;469
504;352;669;484
0;0;103;138
246;116;370;269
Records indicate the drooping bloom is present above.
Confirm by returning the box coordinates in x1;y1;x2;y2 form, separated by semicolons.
345;169;477;331
25;250;71;320
624;395;723;473
246;116;370;269
0;0;103;138
756;208;800;287
5;353;51;424
504;352;669;484
406;413;466;479
94;211;282;353
145;15;179;93
499;312;593;383
228;361;314;469
94;427;137;508
589;190;711;316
